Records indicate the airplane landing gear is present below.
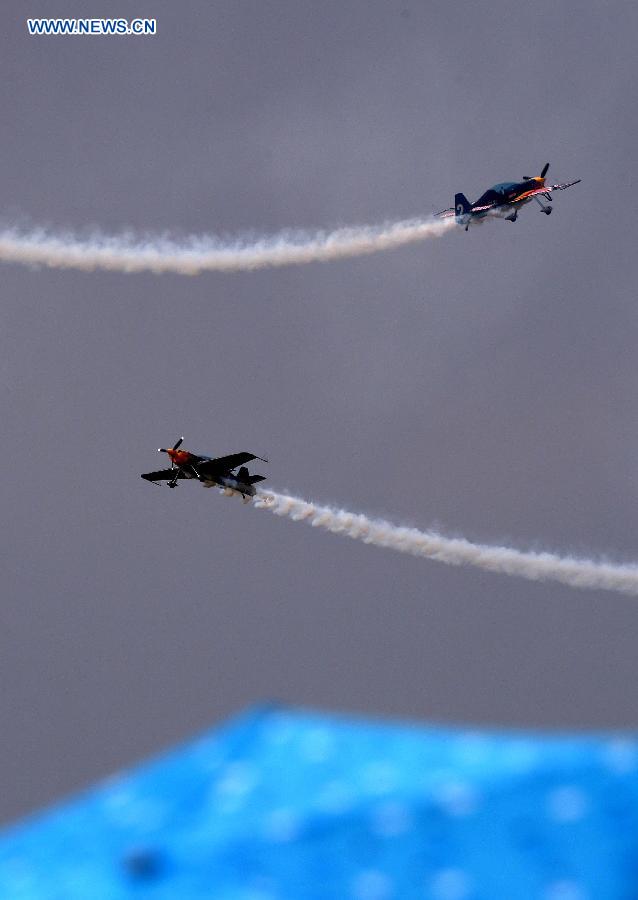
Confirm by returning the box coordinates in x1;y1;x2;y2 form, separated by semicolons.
505;212;518;222
535;196;552;215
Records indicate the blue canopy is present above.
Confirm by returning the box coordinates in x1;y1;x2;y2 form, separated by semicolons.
1;706;637;899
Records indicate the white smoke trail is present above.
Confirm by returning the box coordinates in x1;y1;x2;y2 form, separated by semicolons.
254;490;638;596
0;216;456;275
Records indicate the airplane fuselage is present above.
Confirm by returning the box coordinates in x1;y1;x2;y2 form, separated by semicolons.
471;178;546;218
205;473;259;498
175;466;258;497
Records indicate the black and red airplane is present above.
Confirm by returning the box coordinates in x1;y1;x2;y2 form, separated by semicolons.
435;163;580;231
141;437;267;501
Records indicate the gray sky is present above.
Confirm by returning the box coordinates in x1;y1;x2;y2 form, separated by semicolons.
2;0;638;824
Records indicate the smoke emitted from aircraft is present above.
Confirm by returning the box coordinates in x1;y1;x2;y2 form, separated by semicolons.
254;491;638;597
0;217;456;275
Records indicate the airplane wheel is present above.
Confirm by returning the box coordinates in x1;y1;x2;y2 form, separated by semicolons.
543;207;552;215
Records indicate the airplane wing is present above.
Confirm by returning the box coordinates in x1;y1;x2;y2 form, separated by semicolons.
197;452;268;475
548;179;581;192
512;180;582;204
141;468;187;482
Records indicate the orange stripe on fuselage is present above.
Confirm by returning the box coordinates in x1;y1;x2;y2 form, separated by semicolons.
511;178;545;204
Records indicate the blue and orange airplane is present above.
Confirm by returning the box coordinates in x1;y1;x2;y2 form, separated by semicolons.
436;163;580;231
141;437;267;501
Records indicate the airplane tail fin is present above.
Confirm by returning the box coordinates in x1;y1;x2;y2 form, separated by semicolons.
454;193;472;230
454;193;471;219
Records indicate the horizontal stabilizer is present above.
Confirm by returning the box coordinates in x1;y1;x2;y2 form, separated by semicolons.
237;466;266;486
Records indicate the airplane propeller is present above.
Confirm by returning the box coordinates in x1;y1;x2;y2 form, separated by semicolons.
158;437;184;467
523;162;550;181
